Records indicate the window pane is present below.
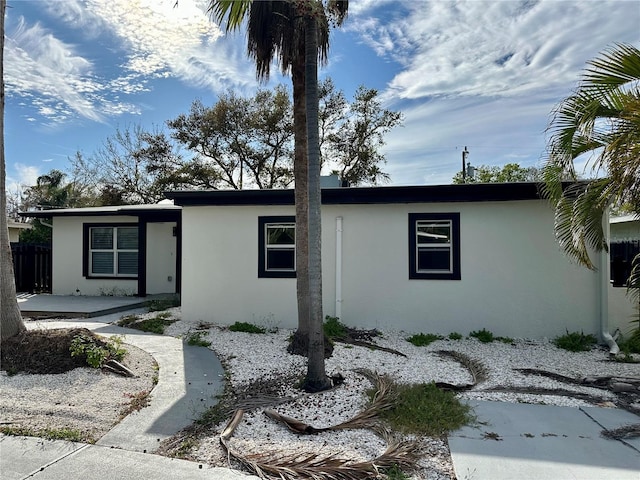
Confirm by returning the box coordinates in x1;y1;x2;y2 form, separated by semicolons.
91;228;113;249
117;227;138;249
418;247;451;272
267;225;295;245
417;221;451;244
92;252;114;274
118;252;138;275
267;248;295;270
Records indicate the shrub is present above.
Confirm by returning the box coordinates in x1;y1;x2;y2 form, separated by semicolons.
229;322;266;334
448;332;463;340
117;314;176;334
323;315;347;339
375;382;473;436
406;333;443;347
469;328;495;343
186;331;211;347
69;334;126;368
553;330;597;352
617;329;640;354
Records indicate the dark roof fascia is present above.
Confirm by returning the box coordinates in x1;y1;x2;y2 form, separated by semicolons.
166;182;545;207
19;208;181;221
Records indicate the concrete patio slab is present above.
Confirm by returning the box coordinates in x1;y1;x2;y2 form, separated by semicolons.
0;436;85;480
17;293;177;318
448;400;640;480
581;405;640;452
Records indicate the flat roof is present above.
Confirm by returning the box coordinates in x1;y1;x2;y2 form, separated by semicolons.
610;214;639;224
20;203;181;218
166;182;545;206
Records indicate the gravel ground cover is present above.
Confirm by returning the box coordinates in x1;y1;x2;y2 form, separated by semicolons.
1;307;638;480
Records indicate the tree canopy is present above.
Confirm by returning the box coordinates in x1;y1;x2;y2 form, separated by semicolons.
542;43;640;296
452;163;540;184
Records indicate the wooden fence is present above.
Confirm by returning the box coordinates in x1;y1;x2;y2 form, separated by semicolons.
10;243;52;293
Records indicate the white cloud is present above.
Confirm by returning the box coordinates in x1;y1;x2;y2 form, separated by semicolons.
5;0;258;125
6;163;42;195
355;0;640;100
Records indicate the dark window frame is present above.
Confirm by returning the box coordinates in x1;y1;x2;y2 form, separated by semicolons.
408;213;461;280
82;223;139;279
258;216;296;278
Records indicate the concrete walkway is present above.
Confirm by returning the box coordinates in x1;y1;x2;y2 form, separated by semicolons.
449;400;640;480
0;310;256;480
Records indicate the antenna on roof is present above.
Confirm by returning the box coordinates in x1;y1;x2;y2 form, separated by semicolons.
462;146;469;182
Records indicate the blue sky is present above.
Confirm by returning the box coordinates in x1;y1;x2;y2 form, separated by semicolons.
5;0;640;195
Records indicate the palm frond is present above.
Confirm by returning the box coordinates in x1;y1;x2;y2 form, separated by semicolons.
543;43;640;268
627;253;640;304
219;407;420;480
209;0;252;32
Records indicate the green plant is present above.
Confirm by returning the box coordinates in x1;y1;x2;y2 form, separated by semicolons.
69;334;126;368
381;464;411;480
0;426;88;443
406;333;443;347
617;329;640;354
553;330;597;352
374;382;473;436
229;322;266;334
147;297;180;312
186;331;211;347
448;332;463;340
469;328;495;343
323;315;347;339
496;336;514;344
118;314;176;334
119;390;152;420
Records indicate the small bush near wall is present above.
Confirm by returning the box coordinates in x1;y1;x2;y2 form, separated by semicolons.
229;322;266;334
406;333;443;347
553;330;597;352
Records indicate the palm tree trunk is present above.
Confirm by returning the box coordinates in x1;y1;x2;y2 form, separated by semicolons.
302;11;330;393
1;0;26;341
289;41;311;356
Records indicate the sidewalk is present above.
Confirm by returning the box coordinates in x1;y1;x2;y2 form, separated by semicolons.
0;311;260;480
449;400;640;480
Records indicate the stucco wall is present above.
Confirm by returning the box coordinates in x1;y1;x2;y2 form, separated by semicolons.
609;286;639;335
180;200;601;338
52;216;138;296
146;222;177;294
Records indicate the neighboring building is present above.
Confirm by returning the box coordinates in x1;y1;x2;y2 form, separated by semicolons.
166;183;612;340
8;220;32;243
609;214;639;335
22;204;180;297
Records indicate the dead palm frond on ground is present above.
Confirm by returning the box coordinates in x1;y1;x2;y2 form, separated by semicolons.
219;369;421;480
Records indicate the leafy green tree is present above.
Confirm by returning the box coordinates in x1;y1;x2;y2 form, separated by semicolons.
168;86;294;189
323;84;403;185
452;163;540;184
1;0;26;340
19;169;94;244
542;43;640;299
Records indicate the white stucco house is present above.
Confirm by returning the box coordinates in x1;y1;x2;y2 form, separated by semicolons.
163;182;622;340
23;203;181;297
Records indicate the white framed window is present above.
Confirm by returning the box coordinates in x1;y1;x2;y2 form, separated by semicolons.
258;216;295;278
88;226;138;277
409;213;460;280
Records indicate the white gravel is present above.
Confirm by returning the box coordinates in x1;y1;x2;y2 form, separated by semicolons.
2;308;637;480
163;314;639;480
0;341;157;443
